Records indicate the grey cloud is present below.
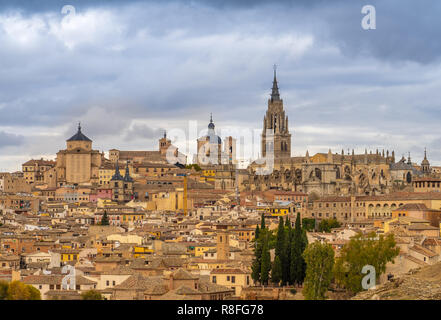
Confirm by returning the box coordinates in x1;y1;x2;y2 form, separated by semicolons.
0;131;25;149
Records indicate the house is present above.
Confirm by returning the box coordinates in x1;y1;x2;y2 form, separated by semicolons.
23;275;97;300
210;268;253;296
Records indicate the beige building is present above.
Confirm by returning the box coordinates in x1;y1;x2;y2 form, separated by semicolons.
210;268;253;297
22;159;56;185
56;124;103;185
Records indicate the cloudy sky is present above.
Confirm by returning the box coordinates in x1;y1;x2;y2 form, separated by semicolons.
0;0;440;171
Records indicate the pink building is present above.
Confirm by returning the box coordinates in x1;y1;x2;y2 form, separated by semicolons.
89;188;112;203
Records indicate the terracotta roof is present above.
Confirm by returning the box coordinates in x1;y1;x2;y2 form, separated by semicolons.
410;245;438;258
23;275;96;285
210;268;247;274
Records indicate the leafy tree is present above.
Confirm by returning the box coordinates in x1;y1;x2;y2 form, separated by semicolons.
101;211;110;226
302;242;335;300
6;281;41;300
260;234;271;286
186;164;202;171
0;281;9;300
318;218;341;233
334;232;399;294
81;290;104;300
271;256;283;285
302;218;316;232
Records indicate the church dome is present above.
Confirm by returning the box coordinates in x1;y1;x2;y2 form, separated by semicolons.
67;123;92;142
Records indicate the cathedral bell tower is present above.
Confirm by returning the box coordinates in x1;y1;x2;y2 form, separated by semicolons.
261;66;291;161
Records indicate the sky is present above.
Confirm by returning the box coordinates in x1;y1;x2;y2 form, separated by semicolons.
0;0;440;171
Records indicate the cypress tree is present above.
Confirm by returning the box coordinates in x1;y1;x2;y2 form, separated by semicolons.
251;231;264;284
260;213;266;230
260;234;271;286
101;211;109;226
275;217;285;257
271;255;283;285
255;225;260;242
282;216;292;285
290;212;306;286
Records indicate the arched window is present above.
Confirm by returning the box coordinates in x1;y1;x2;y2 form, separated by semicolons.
406;172;412;184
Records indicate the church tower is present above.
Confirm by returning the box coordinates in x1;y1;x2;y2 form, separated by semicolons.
421;148;431;175
261;66;291;161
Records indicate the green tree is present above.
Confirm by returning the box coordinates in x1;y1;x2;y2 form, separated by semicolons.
271;256;283;285
7;281;41;300
290;212;307;286
101;211;110;226
302;242;335;300
334;232;399;294
302;218;316;232
260;213;266;230
282;216;292;285
254;225;260;242
0;281;9;300
81;290;104;300
260;234;271;286
318;218;341;233
275;217;285;258
251;230;264;284
186;164;202;171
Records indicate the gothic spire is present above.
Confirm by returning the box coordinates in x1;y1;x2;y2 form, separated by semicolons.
123;162;134;182
270;64;280;102
111;162;123;181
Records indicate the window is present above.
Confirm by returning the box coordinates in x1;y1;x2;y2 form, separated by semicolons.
231;276;236;284
106;281;110;286
212;276;216;283
227;276;230;281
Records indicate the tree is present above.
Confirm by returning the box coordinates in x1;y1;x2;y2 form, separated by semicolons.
260;213;266;230
186;164;202;171
272;218;286;286
275;217;285;258
302;242;335;300
81;290;104;300
0;281;8;300
318;218;341;233
302;218;315;232
282;216;292;285
254;225;260;242
271;256;283;285
101;211;110;226
334;232;399;295
260;234;271;286
6;281;41;300
290;212;307;286
251;229;264;284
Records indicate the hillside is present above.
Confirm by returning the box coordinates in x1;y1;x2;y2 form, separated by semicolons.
352;262;441;300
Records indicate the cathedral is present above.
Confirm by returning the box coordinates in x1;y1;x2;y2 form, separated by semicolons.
245;69;433;198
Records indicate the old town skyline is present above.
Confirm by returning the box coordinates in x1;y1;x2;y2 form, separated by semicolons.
1;0;441;171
